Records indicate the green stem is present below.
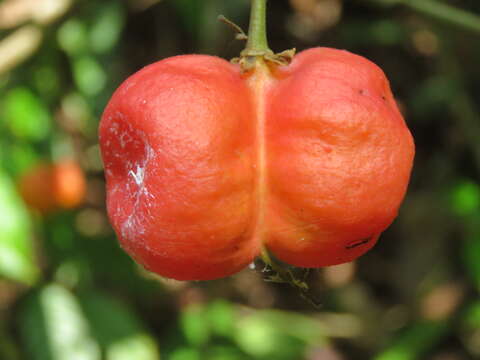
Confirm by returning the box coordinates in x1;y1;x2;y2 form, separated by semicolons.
244;0;271;54
232;0;294;70
370;0;480;34
260;246;321;308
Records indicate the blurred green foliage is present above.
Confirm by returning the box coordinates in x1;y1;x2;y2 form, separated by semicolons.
1;0;480;359
0;171;37;284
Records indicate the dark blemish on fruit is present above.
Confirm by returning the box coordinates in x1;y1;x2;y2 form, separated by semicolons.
358;89;364;95
345;237;371;250
381;95;387;101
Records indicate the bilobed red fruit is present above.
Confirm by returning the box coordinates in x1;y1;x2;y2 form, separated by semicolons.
18;159;86;213
99;48;414;281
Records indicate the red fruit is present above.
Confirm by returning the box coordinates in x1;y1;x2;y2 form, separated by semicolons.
18;159;86;213
99;48;414;281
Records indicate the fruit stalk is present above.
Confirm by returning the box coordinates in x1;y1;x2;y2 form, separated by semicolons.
244;0;271;55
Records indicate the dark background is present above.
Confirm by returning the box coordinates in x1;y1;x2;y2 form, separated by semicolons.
1;0;480;359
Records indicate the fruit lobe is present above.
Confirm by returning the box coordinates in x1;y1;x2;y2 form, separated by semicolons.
99;48;414;281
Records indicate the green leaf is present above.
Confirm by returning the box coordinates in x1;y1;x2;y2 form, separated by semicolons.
0;326;21;360
79;292;160;360
73;56;106;96
34;66;61;97
462;234;480;288
169;0;204;37
170;347;201;360
410;76;457;117
339;20;405;46
374;321;448;360
206;300;235;338
205;345;246;360
180;304;210;347
451;180;480;216
89;2;125;54
57;19;89;56
5;142;39;176
3;87;51;141
0;171;38;285
19;284;101;360
462;301;480;329
369;20;404;45
234;310;324;359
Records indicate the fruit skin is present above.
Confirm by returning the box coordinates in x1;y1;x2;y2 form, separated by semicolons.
100;56;259;281
18;160;86;213
99;48;414;281
265;48;414;267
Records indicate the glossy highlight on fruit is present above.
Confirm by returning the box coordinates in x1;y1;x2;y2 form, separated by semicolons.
99;48;414;281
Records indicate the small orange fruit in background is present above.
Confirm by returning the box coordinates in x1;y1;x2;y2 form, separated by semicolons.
18;159;86;213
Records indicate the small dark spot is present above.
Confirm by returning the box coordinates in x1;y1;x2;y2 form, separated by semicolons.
358;89;365;95
345;237;371;250
233;244;240;251
381;95;387;101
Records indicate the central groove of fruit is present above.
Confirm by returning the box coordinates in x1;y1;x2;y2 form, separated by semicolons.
248;61;270;246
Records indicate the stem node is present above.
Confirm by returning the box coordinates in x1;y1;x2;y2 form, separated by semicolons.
233;0;295;72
